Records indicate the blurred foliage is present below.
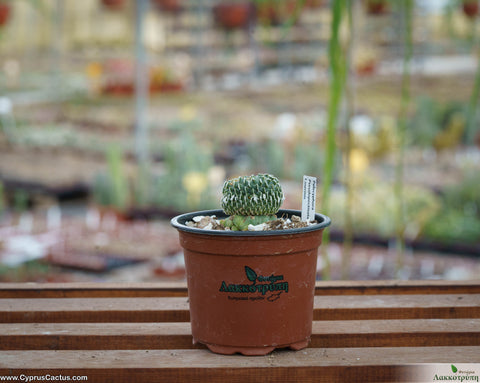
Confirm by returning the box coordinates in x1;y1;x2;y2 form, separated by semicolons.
92;133;218;213
408;96;478;149
92;144;129;212
423;210;480;244
152;132;217;212
423;169;480;243
243;138;330;181
13;189;29;213
0;182;4;214
329;175;441;241
329;169;480;245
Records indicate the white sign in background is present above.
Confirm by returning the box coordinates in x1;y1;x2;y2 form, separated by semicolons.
301;175;317;222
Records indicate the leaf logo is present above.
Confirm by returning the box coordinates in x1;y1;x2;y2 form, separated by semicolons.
244;266;257;283
451;365;458;373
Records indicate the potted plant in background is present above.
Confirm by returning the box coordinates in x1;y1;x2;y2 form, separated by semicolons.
212;1;255;31
100;0;125;11
255;0;303;27
0;1;11;27
462;0;479;18
92;145;130;221
364;0;390;15
171;174;330;355
152;0;182;14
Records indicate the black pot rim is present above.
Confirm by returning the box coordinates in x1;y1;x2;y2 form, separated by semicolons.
170;209;331;236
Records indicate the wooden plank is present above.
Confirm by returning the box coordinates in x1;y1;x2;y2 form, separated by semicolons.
0;319;478;350
0;322;199;351
314;280;480;296
0;347;479;383
2;294;478;323
0;297;190;323
1;280;480;298
0;282;189;298
314;294;480;320
310;319;480;348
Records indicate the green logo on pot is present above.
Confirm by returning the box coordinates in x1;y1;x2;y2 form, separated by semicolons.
219;266;289;298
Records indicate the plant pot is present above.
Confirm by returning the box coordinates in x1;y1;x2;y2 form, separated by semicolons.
462;1;479;18
0;2;11;27
256;0;301;26
101;0;125;10
365;0;389;15
152;0;182;14
304;0;325;9
171;208;331;355
212;2;254;30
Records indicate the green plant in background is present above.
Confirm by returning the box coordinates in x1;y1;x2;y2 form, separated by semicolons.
133;160;151;208
408;97;476;149
394;0;414;275
292;142;325;181
423;169;480;243
13;189;29;213
329;175;441;242
265;140;287;179
0;182;4;215
220;173;283;231
341;0;355;280
465;19;480;145
152;132;217;212
243;140;285;179
321;0;348;279
92;144;129;212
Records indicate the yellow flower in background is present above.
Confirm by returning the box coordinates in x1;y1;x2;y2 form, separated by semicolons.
179;104;198;122
349;148;370;174
86;62;102;79
183;171;208;207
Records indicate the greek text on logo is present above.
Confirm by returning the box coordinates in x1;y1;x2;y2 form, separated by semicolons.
219;266;289;297
433;364;479;382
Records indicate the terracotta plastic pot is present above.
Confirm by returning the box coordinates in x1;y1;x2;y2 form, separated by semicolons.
171;208;331;355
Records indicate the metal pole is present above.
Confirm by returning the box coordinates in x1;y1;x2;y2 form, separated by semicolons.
134;0;150;163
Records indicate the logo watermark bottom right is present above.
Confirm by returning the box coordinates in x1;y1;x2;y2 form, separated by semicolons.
401;364;480;382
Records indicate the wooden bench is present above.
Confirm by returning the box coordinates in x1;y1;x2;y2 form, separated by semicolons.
0;280;479;382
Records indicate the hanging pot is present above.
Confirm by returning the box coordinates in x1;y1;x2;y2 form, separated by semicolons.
171;209;331;355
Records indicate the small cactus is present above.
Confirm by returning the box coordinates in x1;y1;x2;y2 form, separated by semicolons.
220;174;284;231
221;214;277;231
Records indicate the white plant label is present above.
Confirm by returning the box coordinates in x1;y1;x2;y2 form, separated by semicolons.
301;175;317;222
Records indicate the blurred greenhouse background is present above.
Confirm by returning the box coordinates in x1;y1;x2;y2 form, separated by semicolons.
0;0;479;282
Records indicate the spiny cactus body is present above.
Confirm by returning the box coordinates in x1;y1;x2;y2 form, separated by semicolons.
221;174;284;216
220;174;284;231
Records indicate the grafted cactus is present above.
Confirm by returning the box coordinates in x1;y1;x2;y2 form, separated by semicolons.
220;174;284;231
